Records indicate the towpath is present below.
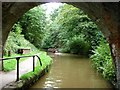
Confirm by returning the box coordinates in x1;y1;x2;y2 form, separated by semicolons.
0;56;38;89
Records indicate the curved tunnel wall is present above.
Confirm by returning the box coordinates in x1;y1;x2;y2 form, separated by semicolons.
2;2;120;88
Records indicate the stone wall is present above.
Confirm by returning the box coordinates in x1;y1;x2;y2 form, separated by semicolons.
0;1;2;71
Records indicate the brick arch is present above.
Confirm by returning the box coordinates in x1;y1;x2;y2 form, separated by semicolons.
2;2;120;88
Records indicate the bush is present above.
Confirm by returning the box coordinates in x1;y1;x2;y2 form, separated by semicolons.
61;35;91;55
90;38;116;83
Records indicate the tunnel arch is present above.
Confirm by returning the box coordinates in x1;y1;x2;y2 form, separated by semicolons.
2;2;120;88
2;2;119;46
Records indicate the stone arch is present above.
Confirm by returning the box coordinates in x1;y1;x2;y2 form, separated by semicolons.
2;2;120;88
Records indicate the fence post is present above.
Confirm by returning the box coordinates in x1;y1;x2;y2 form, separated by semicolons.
33;56;35;72
16;57;20;81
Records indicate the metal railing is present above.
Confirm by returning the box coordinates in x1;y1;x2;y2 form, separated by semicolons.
0;54;42;81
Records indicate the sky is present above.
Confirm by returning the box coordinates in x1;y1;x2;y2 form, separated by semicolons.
41;2;63;22
43;2;63;15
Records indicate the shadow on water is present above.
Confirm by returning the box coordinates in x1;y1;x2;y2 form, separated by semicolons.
30;52;114;89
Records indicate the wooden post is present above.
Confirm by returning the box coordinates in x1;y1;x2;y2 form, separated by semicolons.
8;50;11;57
33;56;35;72
16;57;20;81
1;45;3;71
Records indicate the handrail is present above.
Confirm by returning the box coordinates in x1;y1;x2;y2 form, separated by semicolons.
0;55;38;60
0;54;42;81
35;55;42;66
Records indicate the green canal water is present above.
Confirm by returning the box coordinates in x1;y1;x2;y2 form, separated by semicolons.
30;53;113;89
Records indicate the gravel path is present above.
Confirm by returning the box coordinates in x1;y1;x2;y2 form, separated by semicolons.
0;56;38;89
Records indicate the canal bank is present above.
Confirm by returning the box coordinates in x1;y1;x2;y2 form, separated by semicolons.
2;64;52;89
2;52;52;89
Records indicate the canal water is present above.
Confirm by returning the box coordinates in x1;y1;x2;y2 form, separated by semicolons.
30;53;113;89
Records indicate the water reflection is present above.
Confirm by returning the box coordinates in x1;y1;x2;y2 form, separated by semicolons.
30;53;113;89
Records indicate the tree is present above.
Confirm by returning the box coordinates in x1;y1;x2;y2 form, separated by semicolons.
19;5;46;48
42;4;102;55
